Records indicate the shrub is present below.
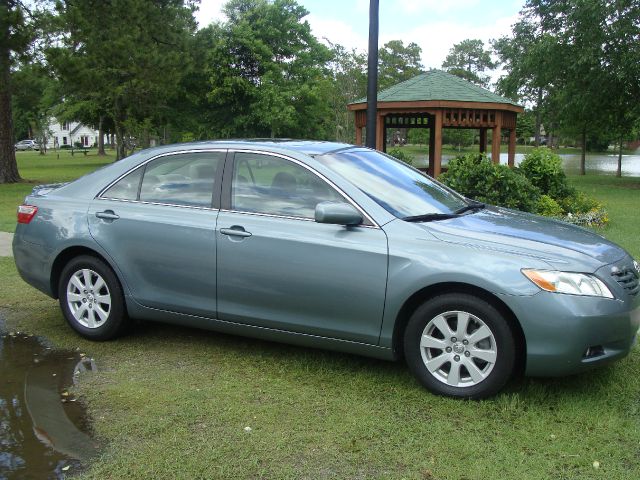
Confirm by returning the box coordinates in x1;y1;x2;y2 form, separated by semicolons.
440;153;541;213
558;191;602;214
536;195;564;217
519;147;573;198
387;148;414;165
439;151;608;225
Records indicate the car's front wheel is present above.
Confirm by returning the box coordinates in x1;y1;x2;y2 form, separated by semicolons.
404;293;516;399
58;255;128;340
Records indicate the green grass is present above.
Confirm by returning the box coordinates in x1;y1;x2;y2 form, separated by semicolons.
1;256;639;479
1;151;640;479
0;150;112;232
568;174;640;259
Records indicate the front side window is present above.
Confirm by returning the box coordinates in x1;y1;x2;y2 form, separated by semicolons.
316;149;467;218
102;152;224;207
231;153;343;219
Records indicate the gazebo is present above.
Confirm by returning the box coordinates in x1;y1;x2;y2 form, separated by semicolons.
347;70;524;177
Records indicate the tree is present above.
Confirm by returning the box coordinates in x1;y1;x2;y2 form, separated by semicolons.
205;0;333;139
0;1;35;183
407;128;429;146
378;40;423;90
600;0;640;176
493;21;557;146
442;39;495;87
443;128;475;151
325;42;367;142
49;0;198;159
495;0;640;176
12;63;58;153
516;110;536;144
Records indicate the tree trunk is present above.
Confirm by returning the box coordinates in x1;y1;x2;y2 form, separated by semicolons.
534;88;542;147
0;26;21;183
580;129;586;176
97;115;106;156
115;125;126;161
141;128;150;149
617;135;623;178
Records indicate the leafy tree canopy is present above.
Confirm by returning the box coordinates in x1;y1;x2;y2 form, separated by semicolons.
378;40;423;90
442;39;495;87
206;0;332;138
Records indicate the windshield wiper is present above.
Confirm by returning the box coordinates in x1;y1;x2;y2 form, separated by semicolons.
454;201;486;215
403;202;485;223
402;213;459;222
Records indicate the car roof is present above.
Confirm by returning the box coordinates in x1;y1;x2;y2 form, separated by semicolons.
161;139;362;157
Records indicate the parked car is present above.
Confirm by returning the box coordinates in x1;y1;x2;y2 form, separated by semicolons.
13;141;640;398
14;139;39;151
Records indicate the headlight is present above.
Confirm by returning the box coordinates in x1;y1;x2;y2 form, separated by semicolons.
634;260;640;274
522;269;614;298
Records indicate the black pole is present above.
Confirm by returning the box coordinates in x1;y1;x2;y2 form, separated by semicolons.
365;0;379;149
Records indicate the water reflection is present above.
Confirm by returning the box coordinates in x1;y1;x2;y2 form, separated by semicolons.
0;328;98;479
411;150;640;177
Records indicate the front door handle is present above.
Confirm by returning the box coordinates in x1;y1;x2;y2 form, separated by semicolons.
220;226;252;238
95;210;120;221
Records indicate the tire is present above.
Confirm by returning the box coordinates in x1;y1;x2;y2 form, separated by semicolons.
58;255;128;340
403;293;516;399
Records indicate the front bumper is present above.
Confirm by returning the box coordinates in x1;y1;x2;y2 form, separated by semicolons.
500;290;640;377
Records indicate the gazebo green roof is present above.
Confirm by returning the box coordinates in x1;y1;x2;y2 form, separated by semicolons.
350;69;520;107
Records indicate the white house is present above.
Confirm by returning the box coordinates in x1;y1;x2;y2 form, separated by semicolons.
46;120;101;149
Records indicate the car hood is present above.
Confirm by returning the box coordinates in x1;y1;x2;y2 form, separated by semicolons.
421;206;626;269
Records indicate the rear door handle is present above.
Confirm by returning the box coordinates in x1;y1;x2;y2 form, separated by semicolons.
95;210;120;220
220;226;252;238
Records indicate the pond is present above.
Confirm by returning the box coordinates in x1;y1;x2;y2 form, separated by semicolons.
411;150;640;176
0;322;98;479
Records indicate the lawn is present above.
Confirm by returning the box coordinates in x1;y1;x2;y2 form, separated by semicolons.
0;150;113;232
1;151;639;479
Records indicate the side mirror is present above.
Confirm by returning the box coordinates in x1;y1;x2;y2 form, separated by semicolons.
315;202;363;226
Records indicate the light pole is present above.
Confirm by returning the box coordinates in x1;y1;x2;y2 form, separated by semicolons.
365;0;379;149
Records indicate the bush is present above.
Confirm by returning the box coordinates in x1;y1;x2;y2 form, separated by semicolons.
519;147;572;198
440;153;541;213
439;151;608;226
558;191;602;215
563;209;609;227
536;195;564;217
387;148;414;165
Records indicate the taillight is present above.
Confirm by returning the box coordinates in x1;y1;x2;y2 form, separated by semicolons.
17;205;38;224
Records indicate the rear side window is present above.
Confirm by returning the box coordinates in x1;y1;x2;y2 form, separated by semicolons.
102;168;142;200
102;152;224;207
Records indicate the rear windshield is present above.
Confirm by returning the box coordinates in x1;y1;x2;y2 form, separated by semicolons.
315;149;467;218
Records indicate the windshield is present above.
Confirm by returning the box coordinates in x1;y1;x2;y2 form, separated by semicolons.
315;148;468;218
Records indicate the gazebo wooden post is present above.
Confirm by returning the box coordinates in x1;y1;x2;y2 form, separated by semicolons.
508;128;517;167
433;110;443;177
428;120;436;176
491;112;502;164
355;126;363;146
375;113;385;151
479;128;487;153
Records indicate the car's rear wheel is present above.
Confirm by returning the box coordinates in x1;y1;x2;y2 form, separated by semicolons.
404;293;516;399
58;255;128;340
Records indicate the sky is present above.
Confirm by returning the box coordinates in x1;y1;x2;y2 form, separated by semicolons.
195;0;525;71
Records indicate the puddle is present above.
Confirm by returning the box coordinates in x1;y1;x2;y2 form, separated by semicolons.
0;324;99;479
